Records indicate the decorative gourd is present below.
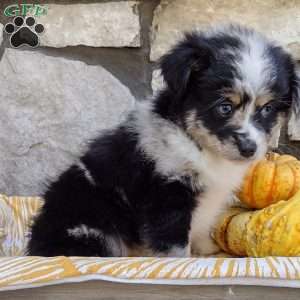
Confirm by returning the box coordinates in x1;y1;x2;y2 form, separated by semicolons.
238;152;300;208
213;189;300;257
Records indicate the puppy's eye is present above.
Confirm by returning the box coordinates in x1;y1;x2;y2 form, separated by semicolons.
260;103;274;118
215;102;233;117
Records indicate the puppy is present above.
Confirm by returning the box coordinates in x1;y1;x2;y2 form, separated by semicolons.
28;25;299;257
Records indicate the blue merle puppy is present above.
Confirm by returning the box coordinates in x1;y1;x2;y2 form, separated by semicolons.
28;25;300;257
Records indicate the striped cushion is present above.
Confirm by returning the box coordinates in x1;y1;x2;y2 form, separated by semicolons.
1;256;300;291
0;194;300;291
0;194;42;256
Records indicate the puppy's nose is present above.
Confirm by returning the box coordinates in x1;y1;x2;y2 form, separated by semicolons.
234;134;257;158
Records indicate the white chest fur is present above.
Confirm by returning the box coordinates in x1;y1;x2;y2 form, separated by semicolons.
190;152;250;255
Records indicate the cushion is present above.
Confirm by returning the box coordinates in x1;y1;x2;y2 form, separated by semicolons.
0;194;300;291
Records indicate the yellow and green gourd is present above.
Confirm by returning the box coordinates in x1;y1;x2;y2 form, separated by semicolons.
213;189;300;257
238;152;300;209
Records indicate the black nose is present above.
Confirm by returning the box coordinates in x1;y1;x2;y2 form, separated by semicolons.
234;134;257;158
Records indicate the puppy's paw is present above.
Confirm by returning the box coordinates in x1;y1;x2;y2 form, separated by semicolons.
192;237;220;256
156;245;191;257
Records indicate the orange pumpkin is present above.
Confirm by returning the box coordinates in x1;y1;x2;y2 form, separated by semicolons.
238;152;300;208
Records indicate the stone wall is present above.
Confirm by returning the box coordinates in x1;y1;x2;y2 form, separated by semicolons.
0;0;299;195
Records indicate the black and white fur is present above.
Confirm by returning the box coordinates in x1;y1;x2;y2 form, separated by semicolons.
28;25;300;257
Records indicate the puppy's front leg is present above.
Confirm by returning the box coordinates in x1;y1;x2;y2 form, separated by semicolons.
190;192;226;256
142;180;195;257
143;213;191;257
190;226;220;256
190;206;221;256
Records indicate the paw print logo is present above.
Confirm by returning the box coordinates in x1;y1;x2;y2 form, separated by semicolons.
4;16;44;48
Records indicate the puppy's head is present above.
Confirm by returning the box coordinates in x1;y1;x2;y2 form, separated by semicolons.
159;25;300;162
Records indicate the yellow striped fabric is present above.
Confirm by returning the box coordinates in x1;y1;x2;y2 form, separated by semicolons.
1;256;300;290
0;194;43;256
0;194;300;291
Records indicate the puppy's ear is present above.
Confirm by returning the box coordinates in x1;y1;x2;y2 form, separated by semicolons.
291;68;300;118
288;67;300;139
159;32;214;96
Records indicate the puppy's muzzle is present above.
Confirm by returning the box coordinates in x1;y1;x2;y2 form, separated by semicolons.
234;133;257;158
